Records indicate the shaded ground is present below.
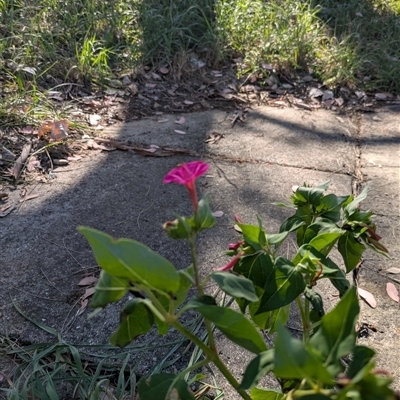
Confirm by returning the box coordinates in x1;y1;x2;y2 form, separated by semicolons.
0;105;399;398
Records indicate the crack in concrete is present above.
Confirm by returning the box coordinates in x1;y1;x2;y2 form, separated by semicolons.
202;152;353;177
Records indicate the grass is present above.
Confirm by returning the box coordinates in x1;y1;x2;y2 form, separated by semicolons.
0;301;217;399
1;0;400;127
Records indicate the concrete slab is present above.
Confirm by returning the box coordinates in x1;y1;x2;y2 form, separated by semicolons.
1;105;399;397
357;108;400;390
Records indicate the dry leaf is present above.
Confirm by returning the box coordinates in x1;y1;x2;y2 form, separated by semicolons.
375;93;387;101
183;100;194;105
212;211;224;217
358;287;377;308
19;193;39;203
386;282;399;302
78;276;98;286
89;114;102;126
19;126;35;135
94;138;129;151
174;129;186;135
157;118;169;123
175;117;186;125
159;67;169;74
11;143;31;179
145;83;156;89
82;287;96;300
387;267;400;274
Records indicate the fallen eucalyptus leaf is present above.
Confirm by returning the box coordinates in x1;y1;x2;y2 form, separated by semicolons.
357;287;377;308
386;282;399;303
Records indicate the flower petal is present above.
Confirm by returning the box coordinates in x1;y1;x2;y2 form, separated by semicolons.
163;161;209;185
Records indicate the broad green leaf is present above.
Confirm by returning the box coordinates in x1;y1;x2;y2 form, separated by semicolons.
347;346;376;382
192;304;267;354
194;194;216;232
153;266;194;335
303;218;344;245
266;231;289;249
292;181;330;206
78;227;180;293
356;373;394;400
138;373;195;400
292;245;349;296
90;271;129;308
256;257;306;314
304;286;324;320
316;194;350;222
234;252;274;289
250;388;283;400
237;223;266;250
344;185;368;219
274;324;333;384
240;350;274;389
338;232;366;273
249;298;290;333
310;287;359;374
294;395;331;400
110;298;154;347
279;215;305;233
308;231;344;256
210;272;258;302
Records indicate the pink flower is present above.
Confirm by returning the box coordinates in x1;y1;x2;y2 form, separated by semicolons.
214;252;244;272
163;161;209;212
228;240;244;250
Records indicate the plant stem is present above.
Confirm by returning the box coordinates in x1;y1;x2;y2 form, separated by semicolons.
172;320;252;400
189;237;217;353
295;296;310;343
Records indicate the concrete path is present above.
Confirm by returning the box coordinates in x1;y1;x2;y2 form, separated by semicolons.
1;105;399;397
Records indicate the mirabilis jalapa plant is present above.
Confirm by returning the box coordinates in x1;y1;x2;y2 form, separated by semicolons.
78;161;397;400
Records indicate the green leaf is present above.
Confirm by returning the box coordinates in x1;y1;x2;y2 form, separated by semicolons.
90;271;129;308
310;287;359;374
210;272;258;302
250;388;283;400
153;266;194;335
317;194;350;222
279;215;305;233
110;298;154;347
344;185;368;219
78;227;180;293
266;231;289;249
237;223;266;250
194;194;216;232
355;374;394;400
294;395;331;400
234;252;274;289
138;373;195;400
163;215;193;240
274;324;333;383
308;231;344;256
256;257;306;314
249;298;290;333
191;303;267;354
303;218;344;244
292;181;330;206
338;232;366;273
347;345;376;382
240;350;274;389
293;245;349;296
304;286;325;320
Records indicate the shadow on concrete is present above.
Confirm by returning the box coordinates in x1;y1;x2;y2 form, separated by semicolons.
1;104;398;394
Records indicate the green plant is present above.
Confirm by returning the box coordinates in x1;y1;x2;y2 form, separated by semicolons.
78;161;395;400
